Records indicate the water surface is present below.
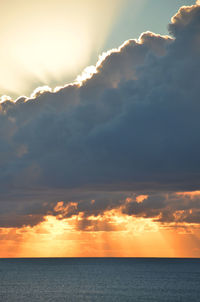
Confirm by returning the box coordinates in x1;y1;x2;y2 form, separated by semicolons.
0;258;200;302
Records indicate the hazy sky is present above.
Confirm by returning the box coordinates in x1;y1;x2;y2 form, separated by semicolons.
0;1;200;257
0;0;195;98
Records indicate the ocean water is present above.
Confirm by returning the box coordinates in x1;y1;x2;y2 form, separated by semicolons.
0;258;200;302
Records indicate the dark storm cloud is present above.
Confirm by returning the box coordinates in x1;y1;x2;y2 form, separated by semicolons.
121;192;200;225
0;3;200;227
50;191;200;226
0;214;45;228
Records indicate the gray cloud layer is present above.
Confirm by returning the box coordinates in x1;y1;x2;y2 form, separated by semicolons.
0;3;200;227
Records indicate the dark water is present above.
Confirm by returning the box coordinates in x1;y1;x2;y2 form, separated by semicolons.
0;258;200;302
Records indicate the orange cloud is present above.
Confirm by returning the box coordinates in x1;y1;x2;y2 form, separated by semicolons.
176;191;200;199
136;195;148;203
1;208;200;258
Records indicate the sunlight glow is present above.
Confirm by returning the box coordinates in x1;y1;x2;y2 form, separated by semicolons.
0;0;125;98
76;66;97;84
1;208;199;258
176;191;200;198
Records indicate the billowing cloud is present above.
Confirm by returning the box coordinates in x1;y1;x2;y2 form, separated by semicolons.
0;3;200;228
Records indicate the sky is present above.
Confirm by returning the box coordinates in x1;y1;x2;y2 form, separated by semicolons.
0;0;195;98
0;0;200;257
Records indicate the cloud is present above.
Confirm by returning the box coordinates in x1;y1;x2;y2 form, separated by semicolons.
47;191;200;227
0;3;200;228
121;191;200;225
0;214;45;228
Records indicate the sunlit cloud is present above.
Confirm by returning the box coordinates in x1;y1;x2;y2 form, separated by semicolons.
0;95;12;104
76;66;97;84
1;210;200;258
30;85;53;99
176;191;200;199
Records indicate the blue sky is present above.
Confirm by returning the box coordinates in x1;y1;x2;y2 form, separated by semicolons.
105;0;195;50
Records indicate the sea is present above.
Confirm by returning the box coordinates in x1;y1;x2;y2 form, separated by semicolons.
0;258;200;302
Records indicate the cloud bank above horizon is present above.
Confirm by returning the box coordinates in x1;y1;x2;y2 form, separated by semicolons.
0;2;200;237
